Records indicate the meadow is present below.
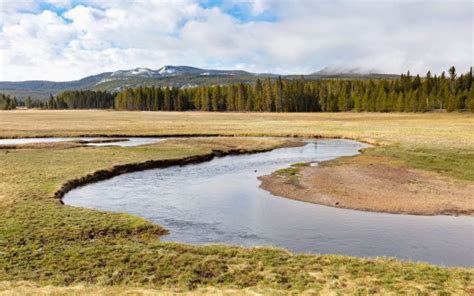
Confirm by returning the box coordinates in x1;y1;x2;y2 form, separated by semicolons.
0;110;473;294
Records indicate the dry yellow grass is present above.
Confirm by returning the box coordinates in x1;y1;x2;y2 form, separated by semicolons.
1;110;473;150
0;281;288;296
2;110;473;181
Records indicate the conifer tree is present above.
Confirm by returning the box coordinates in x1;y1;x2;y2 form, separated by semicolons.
254;79;264;111
262;78;273;111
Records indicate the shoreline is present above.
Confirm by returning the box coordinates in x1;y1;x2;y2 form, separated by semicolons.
55;141;301;202
7;133;472;217
259;154;474;217
0;133;380;148
50;137;471;217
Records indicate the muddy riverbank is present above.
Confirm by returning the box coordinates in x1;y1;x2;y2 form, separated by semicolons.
259;154;474;216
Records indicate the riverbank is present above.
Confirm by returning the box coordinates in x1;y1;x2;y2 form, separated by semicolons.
1;111;473;294
259;152;474;216
1;111;473;181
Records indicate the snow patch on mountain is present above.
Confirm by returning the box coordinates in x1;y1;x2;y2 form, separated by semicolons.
131;67;155;75
158;66;176;75
109;67;157;78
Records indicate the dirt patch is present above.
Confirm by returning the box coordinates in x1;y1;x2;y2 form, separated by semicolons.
259;155;474;216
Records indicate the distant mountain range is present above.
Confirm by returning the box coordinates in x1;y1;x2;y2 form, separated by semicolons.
0;65;398;99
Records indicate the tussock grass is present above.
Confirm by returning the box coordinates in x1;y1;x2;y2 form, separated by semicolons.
275;162;311;177
0;111;473;293
275;167;300;176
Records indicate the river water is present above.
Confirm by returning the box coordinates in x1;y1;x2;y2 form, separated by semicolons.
0;137;164;147
63;139;473;267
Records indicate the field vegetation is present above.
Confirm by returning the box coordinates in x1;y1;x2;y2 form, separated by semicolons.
0;111;473;294
1;110;473;179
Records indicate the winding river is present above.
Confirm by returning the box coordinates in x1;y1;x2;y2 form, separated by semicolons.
62;139;473;267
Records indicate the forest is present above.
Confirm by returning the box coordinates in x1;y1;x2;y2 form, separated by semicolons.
0;94;19;110
4;66;473;112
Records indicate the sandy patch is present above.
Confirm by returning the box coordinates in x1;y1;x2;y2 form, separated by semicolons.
259;155;474;216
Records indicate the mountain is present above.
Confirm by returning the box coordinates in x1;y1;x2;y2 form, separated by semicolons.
101;65;258;82
0;65;398;99
0;73;111;99
0;66;266;99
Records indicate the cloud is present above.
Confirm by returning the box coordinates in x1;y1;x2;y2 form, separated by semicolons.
0;0;472;81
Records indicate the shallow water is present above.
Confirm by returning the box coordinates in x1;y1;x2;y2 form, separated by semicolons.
0;137;164;147
63;139;473;267
86;137;165;147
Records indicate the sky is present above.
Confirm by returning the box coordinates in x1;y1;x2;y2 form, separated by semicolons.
0;0;472;81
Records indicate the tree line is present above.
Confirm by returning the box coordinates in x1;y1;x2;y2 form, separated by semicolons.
0;93;19;110
46;90;114;109
114;67;472;112
4;66;474;112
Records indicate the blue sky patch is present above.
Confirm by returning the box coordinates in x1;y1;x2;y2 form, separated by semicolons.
199;0;278;23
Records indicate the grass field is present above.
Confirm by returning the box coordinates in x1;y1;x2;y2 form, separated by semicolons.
1;110;473;180
1;111;473;149
0;111;473;294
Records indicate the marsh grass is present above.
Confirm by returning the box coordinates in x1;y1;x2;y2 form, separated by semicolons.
2;199;472;294
275;167;300;176
291;162;311;167
0;112;473;294
2;110;473;179
274;163;310;184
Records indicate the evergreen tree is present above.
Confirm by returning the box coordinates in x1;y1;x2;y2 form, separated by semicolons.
262;78;274;111
275;76;283;112
42;65;469;113
254;79;264;111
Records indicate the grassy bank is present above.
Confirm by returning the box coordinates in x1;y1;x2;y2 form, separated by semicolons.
0;111;473;294
1;110;473;180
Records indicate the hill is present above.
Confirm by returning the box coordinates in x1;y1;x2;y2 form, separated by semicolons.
0;65;398;99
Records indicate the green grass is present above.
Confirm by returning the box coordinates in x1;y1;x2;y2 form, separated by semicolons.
275;167;300;176
0;111;473;294
322;145;474;182
273;163;310;183
291;162;311;167
2;201;472;294
371;146;474;181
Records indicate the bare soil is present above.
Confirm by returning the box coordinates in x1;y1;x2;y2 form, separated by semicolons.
259;155;474;216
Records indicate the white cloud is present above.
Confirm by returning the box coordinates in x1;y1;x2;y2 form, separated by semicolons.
0;0;472;81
